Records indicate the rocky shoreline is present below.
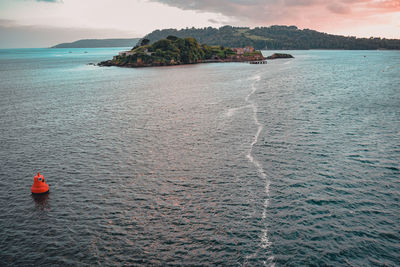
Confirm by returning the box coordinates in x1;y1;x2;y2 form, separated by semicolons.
98;54;267;68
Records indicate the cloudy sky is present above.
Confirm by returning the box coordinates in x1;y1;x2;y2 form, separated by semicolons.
0;0;399;48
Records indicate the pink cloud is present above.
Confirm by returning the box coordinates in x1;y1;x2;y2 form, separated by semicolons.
150;0;400;37
327;3;350;14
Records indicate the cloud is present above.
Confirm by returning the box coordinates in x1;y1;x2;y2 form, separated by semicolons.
1;0;398;43
283;0;318;7
149;0;270;18
145;0;400;39
327;3;350;14
369;0;400;11
35;0;62;2
149;0;400;26
207;18;231;25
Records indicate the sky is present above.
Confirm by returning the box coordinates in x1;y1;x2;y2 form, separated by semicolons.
0;0;399;48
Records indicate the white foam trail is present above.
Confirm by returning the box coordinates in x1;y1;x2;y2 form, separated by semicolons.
261;229;272;249
245;74;268;186
262;199;269;219
230;74;273;266
225;105;252;117
245;74;273;263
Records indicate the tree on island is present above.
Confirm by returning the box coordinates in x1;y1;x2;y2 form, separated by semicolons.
140;38;150;46
166;35;178;41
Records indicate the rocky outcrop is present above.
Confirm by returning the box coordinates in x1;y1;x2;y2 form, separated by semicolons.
266;53;294;59
98;54;266;68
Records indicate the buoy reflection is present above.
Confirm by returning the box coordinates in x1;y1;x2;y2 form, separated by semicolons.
31;192;50;211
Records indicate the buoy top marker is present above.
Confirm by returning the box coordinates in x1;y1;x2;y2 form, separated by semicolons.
31;172;49;194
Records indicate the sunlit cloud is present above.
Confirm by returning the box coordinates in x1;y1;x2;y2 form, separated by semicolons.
149;0;400;37
0;0;399;48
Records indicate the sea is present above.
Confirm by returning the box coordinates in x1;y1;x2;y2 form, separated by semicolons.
0;48;399;266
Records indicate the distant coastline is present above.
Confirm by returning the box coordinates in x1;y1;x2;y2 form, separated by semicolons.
52;38;140;48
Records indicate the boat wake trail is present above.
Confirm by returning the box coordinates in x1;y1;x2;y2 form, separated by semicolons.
246;74;271;243
245;76;267;181
225;105;252;117
243;74;274;266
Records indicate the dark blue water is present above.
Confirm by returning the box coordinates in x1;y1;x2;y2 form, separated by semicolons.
0;48;399;266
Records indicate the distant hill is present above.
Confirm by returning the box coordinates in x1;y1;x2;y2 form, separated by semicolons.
52;38;140;48
144;26;400;50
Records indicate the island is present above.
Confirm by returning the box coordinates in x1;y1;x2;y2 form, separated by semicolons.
98;36;266;68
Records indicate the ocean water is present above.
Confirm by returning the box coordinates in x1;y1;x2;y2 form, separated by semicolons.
0;48;399;266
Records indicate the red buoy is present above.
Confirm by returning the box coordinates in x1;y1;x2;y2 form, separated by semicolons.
31;172;49;194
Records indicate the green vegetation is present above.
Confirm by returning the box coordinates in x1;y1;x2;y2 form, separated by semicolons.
101;36;264;67
144;25;400;50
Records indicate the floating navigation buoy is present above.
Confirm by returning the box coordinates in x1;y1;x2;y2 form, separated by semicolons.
31;172;49;194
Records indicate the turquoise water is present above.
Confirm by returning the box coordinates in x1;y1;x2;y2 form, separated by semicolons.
0;48;399;266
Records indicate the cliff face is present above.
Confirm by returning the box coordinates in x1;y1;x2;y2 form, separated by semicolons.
99;36;266;68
